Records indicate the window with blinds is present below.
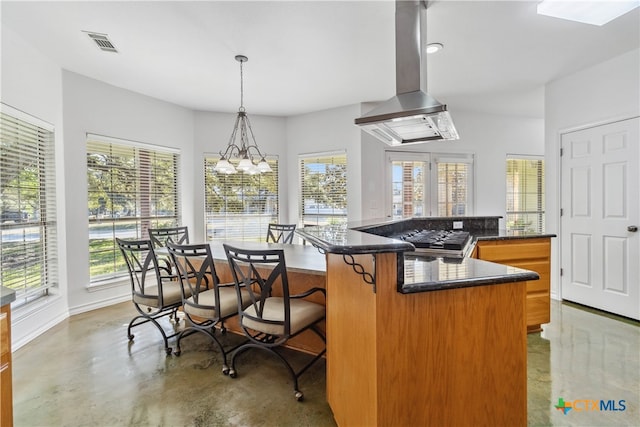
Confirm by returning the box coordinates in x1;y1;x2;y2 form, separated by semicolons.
0;106;58;307
506;156;545;233
204;156;279;241
87;135;180;282
435;156;473;217
300;152;347;225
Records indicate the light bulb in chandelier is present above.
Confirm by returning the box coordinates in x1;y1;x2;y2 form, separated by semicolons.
237;156;253;171
257;157;272;173
214;157;236;174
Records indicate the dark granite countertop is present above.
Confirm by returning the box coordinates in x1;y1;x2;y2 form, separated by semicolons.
1;286;16;307
296;218;548;293
400;255;539;294
297;218;555;256
297;224;414;255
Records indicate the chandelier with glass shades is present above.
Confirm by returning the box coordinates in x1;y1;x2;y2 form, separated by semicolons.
214;55;272;174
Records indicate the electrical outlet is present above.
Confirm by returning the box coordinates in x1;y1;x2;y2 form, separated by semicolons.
453;221;464;230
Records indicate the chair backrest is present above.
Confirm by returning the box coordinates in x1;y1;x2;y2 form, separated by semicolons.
223;244;292;339
117;238;168;306
266;223;296;244
166;242;220;308
149;226;189;249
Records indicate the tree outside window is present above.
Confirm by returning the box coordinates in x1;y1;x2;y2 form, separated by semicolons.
300;153;347;226
1;108;58;306
87;137;180;281
204;156;279;241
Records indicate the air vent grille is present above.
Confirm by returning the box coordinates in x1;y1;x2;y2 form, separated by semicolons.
84;32;118;53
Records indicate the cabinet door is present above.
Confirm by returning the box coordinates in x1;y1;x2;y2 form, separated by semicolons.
1;305;13;427
476;238;551;331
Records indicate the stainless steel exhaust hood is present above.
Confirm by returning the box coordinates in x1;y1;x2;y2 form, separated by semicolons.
355;0;459;145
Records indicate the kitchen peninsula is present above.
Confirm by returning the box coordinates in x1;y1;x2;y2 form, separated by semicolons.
297;219;541;427
352;216;556;332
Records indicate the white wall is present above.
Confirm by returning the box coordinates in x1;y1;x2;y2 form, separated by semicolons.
285;104;363;223
359;107;545;224
545;48;640;299
2;24;199;348
192;110;287;236
62;71;195;312
1;27;68;349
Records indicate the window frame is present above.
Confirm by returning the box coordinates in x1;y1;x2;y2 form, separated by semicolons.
299;151;348;226
385;151;475;218
204;154;279;242
86;134;181;283
506;155;545;233
386;151;431;219
0;103;59;307
432;153;475;217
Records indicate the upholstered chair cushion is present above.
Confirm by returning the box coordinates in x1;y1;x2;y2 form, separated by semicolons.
184;287;250;319
242;297;325;336
133;279;185;307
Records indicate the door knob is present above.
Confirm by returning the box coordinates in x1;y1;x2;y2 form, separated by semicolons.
628;225;638;232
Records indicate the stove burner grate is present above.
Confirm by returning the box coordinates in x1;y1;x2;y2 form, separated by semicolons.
396;229;471;251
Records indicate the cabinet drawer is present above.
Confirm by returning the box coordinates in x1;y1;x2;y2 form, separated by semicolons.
527;273;550;293
508;261;550;293
477;240;550;262
527;293;551;325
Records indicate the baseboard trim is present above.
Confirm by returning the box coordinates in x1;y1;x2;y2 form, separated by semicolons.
68;293;130;316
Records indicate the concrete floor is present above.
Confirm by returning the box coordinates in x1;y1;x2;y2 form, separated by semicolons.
12;299;639;426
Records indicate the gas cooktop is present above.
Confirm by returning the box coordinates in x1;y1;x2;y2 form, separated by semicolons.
393;229;472;258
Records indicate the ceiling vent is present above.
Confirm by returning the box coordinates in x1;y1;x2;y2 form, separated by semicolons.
84;32;118;53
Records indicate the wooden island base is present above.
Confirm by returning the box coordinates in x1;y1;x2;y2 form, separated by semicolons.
326;253;528;426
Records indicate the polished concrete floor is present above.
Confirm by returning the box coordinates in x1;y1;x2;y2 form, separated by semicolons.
12;299;639;426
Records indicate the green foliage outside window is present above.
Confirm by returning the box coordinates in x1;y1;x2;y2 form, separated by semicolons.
204;157;279;241
87;138;180;281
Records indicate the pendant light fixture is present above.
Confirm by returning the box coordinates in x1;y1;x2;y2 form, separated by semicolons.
214;55;272;174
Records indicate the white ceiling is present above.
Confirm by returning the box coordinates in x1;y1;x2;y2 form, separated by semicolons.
2;1;639;118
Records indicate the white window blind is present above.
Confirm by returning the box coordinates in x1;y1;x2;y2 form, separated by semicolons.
87;135;180;282
299;152;347;225
506;156;545;233
0;105;58;307
204;156;279;241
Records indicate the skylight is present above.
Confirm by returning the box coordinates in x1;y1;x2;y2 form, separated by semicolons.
537;0;640;26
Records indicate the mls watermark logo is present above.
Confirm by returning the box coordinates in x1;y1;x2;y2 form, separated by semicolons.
555;397;627;415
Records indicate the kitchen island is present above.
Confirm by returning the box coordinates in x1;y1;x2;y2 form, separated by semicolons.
297;223;537;427
350;216;556;332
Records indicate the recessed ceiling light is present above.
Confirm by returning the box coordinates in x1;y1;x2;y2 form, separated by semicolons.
537;0;640;26
426;43;443;54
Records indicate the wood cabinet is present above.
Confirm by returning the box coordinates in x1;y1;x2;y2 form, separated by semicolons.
326;252;527;426
475;238;551;333
1;302;13;427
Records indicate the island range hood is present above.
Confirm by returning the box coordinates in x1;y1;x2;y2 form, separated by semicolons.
355;0;459;145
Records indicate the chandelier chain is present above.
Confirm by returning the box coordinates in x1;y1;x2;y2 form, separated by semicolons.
239;58;244;112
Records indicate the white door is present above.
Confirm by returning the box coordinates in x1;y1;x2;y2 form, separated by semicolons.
561;117;639;320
